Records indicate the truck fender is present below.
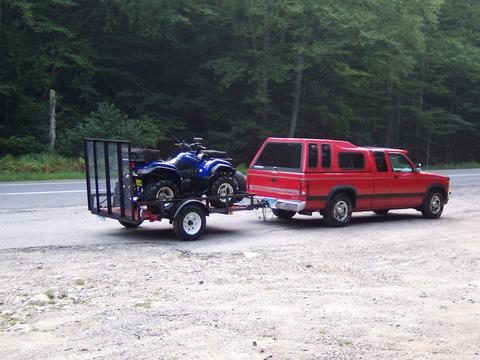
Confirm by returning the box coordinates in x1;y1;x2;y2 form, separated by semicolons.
170;200;209;223
423;183;447;203
327;185;357;207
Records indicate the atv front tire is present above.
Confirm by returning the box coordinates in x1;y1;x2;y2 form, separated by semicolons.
209;176;238;208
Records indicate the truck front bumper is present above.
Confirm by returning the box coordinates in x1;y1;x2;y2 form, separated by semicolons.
254;197;306;212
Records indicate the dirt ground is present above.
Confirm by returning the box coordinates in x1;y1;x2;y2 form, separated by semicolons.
1;186;480;359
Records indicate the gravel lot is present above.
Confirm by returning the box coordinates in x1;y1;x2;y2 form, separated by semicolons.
1;186;479;359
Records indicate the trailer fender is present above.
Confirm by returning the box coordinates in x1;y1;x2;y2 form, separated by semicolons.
170;200;209;223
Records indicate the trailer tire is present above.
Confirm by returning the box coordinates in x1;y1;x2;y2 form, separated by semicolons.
118;220;143;228
173;205;206;241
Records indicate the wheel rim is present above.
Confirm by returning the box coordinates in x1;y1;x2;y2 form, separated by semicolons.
183;212;202;235
217;182;234;202
334;200;349;222
156;186;174;207
430;194;442;214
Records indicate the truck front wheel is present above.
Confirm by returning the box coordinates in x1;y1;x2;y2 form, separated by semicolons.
421;191;444;219
324;194;353;227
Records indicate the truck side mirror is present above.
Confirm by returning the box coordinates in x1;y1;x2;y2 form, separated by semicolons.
415;163;422;172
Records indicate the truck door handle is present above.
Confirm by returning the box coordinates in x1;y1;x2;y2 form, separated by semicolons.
271;178;277;182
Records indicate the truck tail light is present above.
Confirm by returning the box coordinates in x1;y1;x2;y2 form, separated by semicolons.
246;174;250;191
300;180;308;196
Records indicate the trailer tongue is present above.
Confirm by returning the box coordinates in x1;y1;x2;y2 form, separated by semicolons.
84;138;264;240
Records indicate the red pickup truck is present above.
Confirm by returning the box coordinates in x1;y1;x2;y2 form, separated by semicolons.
247;138;450;227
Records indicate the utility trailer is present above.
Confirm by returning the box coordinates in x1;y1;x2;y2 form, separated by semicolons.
84;138;264;240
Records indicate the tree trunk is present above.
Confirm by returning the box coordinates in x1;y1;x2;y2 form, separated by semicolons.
384;78;394;146
288;56;304;138
260;28;271;125
48;89;56;152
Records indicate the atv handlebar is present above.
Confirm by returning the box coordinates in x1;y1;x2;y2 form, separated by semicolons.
174;140;206;152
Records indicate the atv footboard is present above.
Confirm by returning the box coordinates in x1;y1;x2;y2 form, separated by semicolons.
84;138;139;224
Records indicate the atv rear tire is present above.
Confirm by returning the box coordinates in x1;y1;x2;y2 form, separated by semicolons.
143;179;179;209
209;176;238;208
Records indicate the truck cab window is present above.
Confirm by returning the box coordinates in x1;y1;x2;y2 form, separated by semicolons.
339;152;365;170
374;152;388;172
321;144;331;168
389;153;413;172
308;143;318;168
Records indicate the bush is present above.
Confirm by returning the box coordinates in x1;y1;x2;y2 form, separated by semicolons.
58;102;161;155
0;153;84;173
0;135;46;155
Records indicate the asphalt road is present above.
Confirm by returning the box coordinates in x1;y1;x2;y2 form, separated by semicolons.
0;168;478;211
0;168;478;250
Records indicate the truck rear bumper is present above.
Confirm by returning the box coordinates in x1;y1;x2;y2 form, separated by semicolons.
254;196;306;212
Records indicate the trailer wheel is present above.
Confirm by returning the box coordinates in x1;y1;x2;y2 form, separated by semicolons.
173;205;206;241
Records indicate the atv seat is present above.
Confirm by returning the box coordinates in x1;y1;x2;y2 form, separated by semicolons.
131;148;162;162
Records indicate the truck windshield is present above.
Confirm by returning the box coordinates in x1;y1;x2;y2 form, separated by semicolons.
254;142;303;171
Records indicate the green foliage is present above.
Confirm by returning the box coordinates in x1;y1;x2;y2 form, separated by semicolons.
0;0;479;165
0;153;84;173
58;103;161;155
0;135;46;155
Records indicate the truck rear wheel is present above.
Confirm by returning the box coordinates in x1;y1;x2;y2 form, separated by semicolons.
421;191;444;219
272;209;296;219
173;205;206;241
324;194;353;227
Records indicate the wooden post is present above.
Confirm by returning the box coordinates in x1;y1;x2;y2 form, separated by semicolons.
48;89;56;152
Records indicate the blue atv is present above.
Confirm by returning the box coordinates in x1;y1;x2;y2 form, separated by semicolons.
132;138;242;208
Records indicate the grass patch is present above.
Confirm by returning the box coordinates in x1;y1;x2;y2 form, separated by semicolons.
0;171;84;182
427;162;480;170
73;278;85;287
0;153;84;182
236;163;247;174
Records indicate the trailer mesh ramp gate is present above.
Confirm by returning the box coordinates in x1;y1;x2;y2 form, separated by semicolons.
84;139;138;223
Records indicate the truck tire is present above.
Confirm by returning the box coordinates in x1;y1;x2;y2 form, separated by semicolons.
119;220;143;228
373;209;389;215
209;176;238;208
421;190;444;219
324;194;353;227
143;179;179;209
272;209;296;219
173;205;206;241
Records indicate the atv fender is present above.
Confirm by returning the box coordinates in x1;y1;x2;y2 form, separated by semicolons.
138;165;181;186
